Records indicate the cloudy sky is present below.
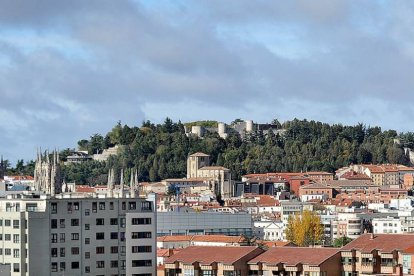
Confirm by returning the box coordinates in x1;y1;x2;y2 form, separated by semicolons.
1;0;414;162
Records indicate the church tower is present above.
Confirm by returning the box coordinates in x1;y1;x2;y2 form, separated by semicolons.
34;150;62;196
0;156;5;180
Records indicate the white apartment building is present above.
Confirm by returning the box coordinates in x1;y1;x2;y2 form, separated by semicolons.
373;217;402;234
0;193;156;276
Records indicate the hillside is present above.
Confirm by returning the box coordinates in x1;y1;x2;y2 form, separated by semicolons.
54;118;413;185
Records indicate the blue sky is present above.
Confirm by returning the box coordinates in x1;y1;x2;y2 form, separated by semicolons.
1;0;414;163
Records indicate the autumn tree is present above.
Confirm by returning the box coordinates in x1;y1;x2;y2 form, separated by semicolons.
285;210;323;246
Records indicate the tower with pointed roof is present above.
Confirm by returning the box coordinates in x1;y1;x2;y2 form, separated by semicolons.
0;156;5;180
34;150;62;196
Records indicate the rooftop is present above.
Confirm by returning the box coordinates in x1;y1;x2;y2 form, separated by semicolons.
165;246;263;265
341;234;414;253
248;247;339;266
189;152;210;157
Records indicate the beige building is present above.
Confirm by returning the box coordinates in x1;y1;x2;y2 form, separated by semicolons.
186;153;233;198
248;247;341;276
341;233;414;276
164;246;264;276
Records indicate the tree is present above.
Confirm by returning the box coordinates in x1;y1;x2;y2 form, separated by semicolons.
332;236;352;247
285;210;323;246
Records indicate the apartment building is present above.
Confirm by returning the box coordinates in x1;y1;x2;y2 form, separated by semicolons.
372;217;402;234
248;247;341;276
340;233;414;276
164;246;264;276
0;193;156;276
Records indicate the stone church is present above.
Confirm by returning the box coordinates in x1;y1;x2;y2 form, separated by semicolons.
34;150;62;196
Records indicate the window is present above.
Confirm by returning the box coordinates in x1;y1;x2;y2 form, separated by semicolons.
132;218;151;225
110;202;114;210
85;266;90;273
96;218;105;225
60;248;65;257
85;209;90;216
132;246;152;253
5;248;11;255
51;262;58;272
96;232;105;240
51;234;58;243
71;262;79;269
122;201;126;210
67;202;73;213
71;247;80;255
85;238;90;244
141;201;152;211
13;220;19;229
51;203;57;213
96;247;105;254
92;202;97;213
85;224;90;230
120;218;126;228
132;260;152;267
60;262;66;271
5;234;10;241
99;202;105;210
50;219;57;229
121;260;126;270
71;233;79;240
129;202;136;210
85;252;90;259
96;261;105;268
132;232;152;239
13;263;19;272
0;234;2;240
13;234;19;243
60;233;65;243
5;220;10;226
110;232;118;240
27;203;38;212
71;219;79;226
111;246;118;254
73;202;79;210
60;219;65;228
13;249;19;258
110;218;118;225
111;260;118;268
51;248;58;257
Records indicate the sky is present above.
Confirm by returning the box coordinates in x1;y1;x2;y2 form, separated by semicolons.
1;0;414;163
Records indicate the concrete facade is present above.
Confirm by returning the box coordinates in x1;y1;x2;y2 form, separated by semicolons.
0;193;156;276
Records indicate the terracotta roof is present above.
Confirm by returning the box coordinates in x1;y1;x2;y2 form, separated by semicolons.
189;152;210;157
157;235;246;244
248;247;339;265
404;245;414;254
157;235;193;242
165;246;263;265
260;241;295;247
157;248;181;258
192;235;245;243
341;234;414;253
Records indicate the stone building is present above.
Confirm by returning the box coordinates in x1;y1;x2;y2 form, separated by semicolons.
186;152;233;198
34;150;62;196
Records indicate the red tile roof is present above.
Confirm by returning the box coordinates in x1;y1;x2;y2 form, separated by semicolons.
341;234;414;253
165;246;263;265
248;247;339;265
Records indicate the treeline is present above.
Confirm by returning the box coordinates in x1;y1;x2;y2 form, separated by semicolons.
58;118;412;185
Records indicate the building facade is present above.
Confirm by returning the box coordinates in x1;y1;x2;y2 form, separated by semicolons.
0;193;156;276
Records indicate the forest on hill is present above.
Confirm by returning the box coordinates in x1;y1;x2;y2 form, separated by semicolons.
6;118;414;185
